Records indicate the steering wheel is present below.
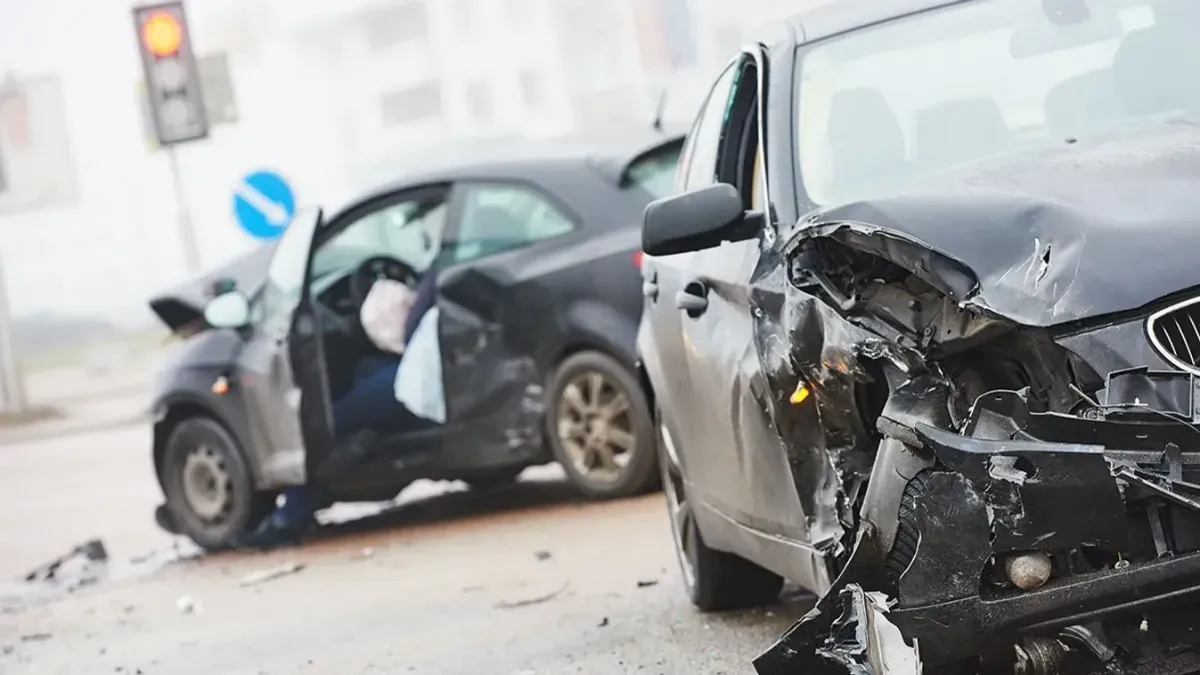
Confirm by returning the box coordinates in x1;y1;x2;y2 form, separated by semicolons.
348;255;420;309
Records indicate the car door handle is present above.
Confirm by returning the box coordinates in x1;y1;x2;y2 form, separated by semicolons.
642;280;659;301
675;283;708;316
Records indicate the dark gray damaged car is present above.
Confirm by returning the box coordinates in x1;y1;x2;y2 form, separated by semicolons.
636;1;1200;673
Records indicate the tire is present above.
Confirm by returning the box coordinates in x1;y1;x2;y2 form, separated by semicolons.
883;469;935;587
160;417;273;551
658;412;783;611
546;350;659;499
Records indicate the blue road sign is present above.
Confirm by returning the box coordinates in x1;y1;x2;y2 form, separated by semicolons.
233;170;295;239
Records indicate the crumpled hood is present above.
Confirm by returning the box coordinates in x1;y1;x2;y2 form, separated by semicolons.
147;242;277;335
787;118;1200;327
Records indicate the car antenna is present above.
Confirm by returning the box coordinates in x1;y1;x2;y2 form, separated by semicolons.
651;56;681;132
652;86;668;132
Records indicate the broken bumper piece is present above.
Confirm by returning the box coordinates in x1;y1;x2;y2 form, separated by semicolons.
754;584;920;675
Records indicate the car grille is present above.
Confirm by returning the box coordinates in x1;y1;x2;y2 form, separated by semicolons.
1148;299;1200;373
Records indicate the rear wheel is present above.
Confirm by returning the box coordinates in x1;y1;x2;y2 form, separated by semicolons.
547;351;659;498
160;417;273;551
659;412;783;611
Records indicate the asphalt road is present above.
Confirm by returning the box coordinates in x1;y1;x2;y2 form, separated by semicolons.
0;423;813;675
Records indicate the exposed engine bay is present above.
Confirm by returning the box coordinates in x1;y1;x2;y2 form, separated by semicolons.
753;221;1200;675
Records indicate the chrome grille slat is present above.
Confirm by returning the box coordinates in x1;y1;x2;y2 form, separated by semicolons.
1148;298;1200;374
1177;316;1198;365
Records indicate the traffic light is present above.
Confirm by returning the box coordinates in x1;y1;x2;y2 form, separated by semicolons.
133;2;208;146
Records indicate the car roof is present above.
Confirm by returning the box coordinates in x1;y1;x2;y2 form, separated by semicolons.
774;0;964;45
781;0;1153;45
331;125;687;219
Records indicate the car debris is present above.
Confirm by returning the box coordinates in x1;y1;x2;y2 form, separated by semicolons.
176;595;200;614
755;585;918;675
494;582;569;610
239;562;305;587
22;539;108;592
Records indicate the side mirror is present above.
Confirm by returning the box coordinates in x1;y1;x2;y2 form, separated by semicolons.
204;291;251;329
642;183;759;257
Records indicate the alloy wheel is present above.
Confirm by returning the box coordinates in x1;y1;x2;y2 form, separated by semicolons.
556;371;637;485
659;421;695;588
181;444;234;524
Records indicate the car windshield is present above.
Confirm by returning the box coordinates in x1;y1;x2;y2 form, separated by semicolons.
795;0;1200;206
624;142;682;199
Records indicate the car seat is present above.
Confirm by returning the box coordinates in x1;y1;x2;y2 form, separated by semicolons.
1044;69;1121;140
1113;10;1200;118
826;87;909;201
914;96;1012;174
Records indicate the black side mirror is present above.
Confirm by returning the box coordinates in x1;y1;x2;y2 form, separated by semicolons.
642;183;760;257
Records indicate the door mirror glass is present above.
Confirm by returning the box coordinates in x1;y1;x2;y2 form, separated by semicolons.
642;183;754;257
204;291;252;329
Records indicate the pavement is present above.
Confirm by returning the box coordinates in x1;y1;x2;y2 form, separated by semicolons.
0;418;813;675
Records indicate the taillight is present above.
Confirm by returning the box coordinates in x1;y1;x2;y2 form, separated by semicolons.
632;251;643;269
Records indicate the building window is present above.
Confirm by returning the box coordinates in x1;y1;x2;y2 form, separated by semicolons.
380;82;443;127
552;0;623;88
362;1;430;50
464;80;496;126
450;0;481;36
518;69;548;112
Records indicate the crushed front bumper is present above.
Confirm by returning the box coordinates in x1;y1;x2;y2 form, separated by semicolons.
761;368;1200;672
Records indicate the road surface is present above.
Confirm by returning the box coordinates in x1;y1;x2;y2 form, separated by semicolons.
0;423;813;674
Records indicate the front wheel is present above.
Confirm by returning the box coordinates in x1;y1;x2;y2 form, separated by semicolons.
546;351;659;499
659;413;783;611
160;417;273;551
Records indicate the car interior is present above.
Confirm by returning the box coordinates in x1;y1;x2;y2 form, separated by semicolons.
819;0;1200;201
308;192;450;407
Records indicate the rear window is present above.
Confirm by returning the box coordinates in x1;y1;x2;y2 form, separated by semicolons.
623;142;682;200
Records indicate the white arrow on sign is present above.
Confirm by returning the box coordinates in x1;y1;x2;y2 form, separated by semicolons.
235;179;291;227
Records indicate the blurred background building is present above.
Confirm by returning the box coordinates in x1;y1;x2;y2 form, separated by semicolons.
0;0;831;339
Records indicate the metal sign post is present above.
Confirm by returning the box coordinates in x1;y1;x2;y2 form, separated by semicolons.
167;146;202;274
133;1;209;276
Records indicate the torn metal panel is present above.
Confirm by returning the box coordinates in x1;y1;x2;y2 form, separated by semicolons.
754;585;920;675
750;276;885;550
916;421;1131;554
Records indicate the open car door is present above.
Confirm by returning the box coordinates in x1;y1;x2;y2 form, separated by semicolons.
436;261;549;462
291;209;337;479
235;207;336;487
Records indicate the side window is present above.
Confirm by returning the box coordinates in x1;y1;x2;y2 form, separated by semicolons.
679;64;739;191
447;183;575;264
310;189;449;280
259;208;321;323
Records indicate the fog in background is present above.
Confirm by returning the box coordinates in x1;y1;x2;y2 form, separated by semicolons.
0;0;829;351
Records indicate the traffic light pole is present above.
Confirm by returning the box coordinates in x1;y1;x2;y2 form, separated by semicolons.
166;145;201;276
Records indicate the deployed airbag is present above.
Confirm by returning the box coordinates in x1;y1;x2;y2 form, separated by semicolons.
394;306;445;423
